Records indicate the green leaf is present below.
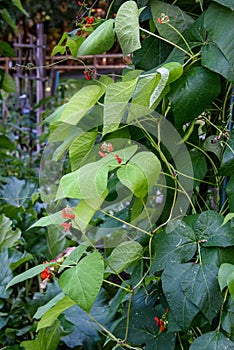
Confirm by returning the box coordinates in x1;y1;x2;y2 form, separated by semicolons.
46;226;69;259
202;3;234;83
78;19;115;55
103;78;138;135
106;241;143;273
213;0;234;10
51;44;66;56
149;67;169;108
6;262;54;289
222;213;234;226
58;252;104;312
34;292;66;320
73;198;104;232
69;131;97;171
56;145;138;200
1;71;16;92
168;66;221;128
190;149;208;187
151;221;196;273
0;177;36;207
181;264;223;322
29;210;64;229
115;1;141;56
219;130;234;175
0;215;21;251
0;9;17;31
226;176;234;212
52;126;82;161
59;245;87;271
22;319;61;350
151;0;194;44
37;295;75;330
11;0;28;15
59;84;105;125
133;36;172;71
189;331;234;350
66;36;84;57
0;249;13;299
219;263;234;294
194;211;234;247
117;151;161;198
162;263;200;332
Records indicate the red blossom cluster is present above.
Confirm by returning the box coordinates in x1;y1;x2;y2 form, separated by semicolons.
154;308;169;333
84;68;95;80
157;13;170;24
86;16;95;25
98;142;122;164
61;206;75;232
40;261;55;281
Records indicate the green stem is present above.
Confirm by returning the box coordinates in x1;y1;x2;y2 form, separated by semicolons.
178;333;184;350
217;288;229;331
103;279;131;293
166;22;194;56
140;27;193;58
124;291;134;342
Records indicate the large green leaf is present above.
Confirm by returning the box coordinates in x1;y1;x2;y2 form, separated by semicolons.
151;0;194;44
34;292;66;320
0;215;21;251
194;211;234;247
117;151;161;198
59;84;105;125
212;0;234;10
151;221;196;273
133;36;172;71
106;241;143;273
115;1;141;56
69;131;97;171
29;210;64;229
58;251;104;312
189;331;234;350
113;287;176;348
0;177;36;207
62;290;112;348
219;263;234;300
78;19;115;55
202;3;234;83
1;71;16;92
73;197;104;232
12;0;28;15
168;66;221;128
51;126;82;161
181;264;223;322
190;149;208;187
103;78;138;135
37;295;76;330
162;263;200;332
21;320;61;350
56;145;138;200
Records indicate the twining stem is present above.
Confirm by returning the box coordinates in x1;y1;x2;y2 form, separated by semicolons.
103;279;131;293
124;291;134;342
99;209;153;237
166;22;194;56
217;288;229;331
140;27;193;58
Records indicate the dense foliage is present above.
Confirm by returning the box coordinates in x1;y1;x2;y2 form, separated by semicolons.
1;0;234;349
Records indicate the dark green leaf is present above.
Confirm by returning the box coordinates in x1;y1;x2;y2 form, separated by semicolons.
190;149;207;187
202;3;234;83
226;176;234;212
168;66;221;128
0;177;36;207
0;249;13;298
0;9;16;31
151;0;194;44
194;211;234;247
151;221;196;273
212;0;234;10
219;130;234;175
189;331;234;350
181;264;222;322
162;263;200;331
133;36;172;71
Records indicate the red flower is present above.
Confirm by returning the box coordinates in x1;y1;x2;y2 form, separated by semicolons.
115;154;122;164
154;316;160;327
40;262;53;280
62;206;75;220
84;69;95;80
78;1;84;5
107;143;113;152
157;18;163;24
86;16;95;25
62;222;71;232
99;151;107;157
